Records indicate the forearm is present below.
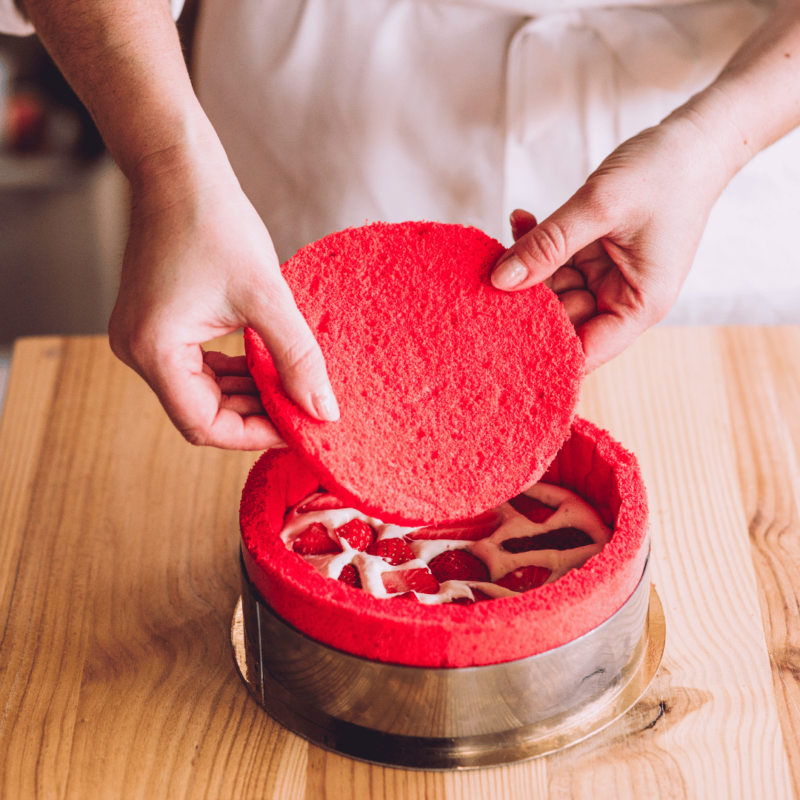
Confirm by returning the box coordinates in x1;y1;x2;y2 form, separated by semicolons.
666;0;800;182
18;0;229;190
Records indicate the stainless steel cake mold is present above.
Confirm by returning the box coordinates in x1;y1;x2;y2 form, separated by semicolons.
231;552;664;770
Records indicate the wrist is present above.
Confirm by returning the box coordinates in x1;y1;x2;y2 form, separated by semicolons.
125;104;238;209
659;97;750;196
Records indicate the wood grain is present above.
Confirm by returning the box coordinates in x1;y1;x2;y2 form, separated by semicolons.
0;329;797;799
720;327;800;798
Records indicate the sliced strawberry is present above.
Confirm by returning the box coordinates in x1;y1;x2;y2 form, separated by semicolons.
390;591;420;602
495;565;551;593
335;518;375;551
292;522;342;555
471;588;493;603
409;509;503;541
450;588;493;605
296;492;348;513
502;527;593;553
508;495;556;524
428;550;489;583
338;564;362;588
367;538;415;566
382;568;439;595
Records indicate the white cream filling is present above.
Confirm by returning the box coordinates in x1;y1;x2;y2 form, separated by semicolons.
280;482;611;603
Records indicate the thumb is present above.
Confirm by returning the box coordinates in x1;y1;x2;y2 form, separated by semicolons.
492;189;611;292
245;277;340;423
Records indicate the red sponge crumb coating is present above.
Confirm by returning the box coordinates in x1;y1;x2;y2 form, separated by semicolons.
244;221;584;525
240;417;649;668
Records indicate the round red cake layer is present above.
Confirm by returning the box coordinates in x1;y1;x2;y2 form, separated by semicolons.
240;417;649;668
245;221;584;525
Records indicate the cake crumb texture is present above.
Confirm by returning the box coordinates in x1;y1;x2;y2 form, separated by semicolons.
245;221;584;525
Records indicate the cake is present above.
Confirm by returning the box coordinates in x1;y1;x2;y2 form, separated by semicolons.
244;221;584;525
239;221;648;669
240;416;649;668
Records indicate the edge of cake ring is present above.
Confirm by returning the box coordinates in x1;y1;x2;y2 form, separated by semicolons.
231;550;665;770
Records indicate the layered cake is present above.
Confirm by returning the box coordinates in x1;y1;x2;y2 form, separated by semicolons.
240;416;648;667
239;221;649;668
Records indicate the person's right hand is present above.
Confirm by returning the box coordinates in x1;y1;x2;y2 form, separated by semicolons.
108;150;339;450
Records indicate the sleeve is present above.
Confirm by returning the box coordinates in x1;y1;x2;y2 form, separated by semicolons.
0;0;185;37
0;2;33;35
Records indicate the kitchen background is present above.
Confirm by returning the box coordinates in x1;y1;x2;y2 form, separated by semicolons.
0;32;127;412
0;5;197;413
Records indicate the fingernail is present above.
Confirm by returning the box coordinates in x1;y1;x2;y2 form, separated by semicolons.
312;388;340;422
492;255;528;290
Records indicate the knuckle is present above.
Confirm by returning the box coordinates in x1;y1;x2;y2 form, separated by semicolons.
177;421;210;448
581;179;626;226
524;222;569;269
274;336;325;378
108;314;155;372
107;314;130;363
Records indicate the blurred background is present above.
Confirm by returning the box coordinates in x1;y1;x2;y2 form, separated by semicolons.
0;4;197;412
0;32;128;409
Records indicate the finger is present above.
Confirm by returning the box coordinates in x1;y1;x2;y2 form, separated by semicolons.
203;351;252;377
220;393;272;417
510;209;537;242
152;343;286;449
245;278;340;423
559;289;597;330
218;375;260;395
492;187;611;292
549;265;587;294
577;310;648;374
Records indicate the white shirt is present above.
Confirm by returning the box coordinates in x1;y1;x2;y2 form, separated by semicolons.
4;0;799;323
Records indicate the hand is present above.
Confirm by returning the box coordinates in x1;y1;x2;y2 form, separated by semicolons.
109;154;339;450
491;119;734;372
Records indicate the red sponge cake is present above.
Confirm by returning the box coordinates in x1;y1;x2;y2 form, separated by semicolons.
240;417;649;668
245;221;584;525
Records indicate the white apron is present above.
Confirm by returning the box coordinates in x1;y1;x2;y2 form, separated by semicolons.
5;0;797;323
194;0;800;324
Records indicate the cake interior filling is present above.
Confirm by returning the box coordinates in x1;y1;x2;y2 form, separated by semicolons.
280;482;612;605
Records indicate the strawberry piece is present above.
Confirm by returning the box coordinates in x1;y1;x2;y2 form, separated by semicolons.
338;564;362;588
508;494;556;523
495;565;551;593
502;527;593;553
390;591;420;602
292;522;342;555
409;509;502;541
335;518;375;551
450;588;493;605
428;550;489;583
382;569;440;595
296;492;348;513
367;538;415;566
471;588;493;603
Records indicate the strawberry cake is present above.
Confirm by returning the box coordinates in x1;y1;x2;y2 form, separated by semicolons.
239;220;648;672
240;416;649;668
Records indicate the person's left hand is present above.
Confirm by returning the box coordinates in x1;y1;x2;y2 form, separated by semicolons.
491;117;736;372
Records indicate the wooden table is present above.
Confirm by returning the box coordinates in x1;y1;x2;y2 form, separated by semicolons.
1;329;798;799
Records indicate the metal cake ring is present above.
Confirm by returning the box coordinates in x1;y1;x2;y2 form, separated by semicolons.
231;553;665;770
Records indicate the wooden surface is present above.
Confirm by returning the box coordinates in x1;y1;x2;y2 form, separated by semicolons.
0;328;798;799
